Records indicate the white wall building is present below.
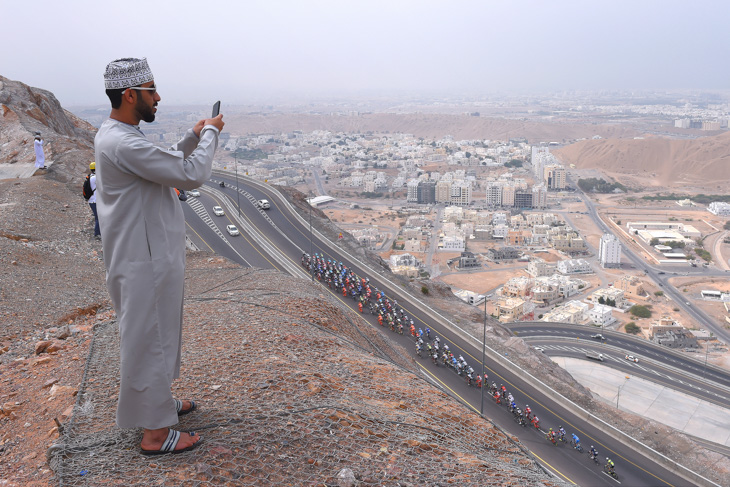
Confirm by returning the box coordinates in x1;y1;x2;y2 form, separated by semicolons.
440;235;466;252
589;304;616;327
598;234;622;268
708;202;730;216
557;259;593;274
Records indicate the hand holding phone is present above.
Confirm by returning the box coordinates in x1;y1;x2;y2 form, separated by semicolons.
212;101;221;117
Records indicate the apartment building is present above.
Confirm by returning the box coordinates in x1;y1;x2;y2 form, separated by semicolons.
527;258;557;277
544;164;566;190
557;259;592;274
436;180;452;203
598;233;622;268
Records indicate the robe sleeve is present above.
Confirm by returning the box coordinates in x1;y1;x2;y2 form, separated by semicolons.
113;125;219;190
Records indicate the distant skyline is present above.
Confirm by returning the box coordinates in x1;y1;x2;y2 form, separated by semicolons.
3;0;729;107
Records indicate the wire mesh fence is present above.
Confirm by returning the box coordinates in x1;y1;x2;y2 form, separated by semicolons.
49;267;565;486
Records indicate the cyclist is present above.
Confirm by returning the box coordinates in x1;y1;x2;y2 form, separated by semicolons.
531;415;539;429
572;433;581;450
605;458;615;473
547;428;556;443
475;374;482;388
524;405;532;420
507;393;514;404
425;327;431;339
590;446;598;461
558;426;566;442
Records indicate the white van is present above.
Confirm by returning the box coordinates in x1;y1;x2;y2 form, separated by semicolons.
257;199;270;210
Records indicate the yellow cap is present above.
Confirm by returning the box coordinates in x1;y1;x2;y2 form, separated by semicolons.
90;161;96;170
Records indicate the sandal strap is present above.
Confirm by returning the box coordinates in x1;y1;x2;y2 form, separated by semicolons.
161;429;180;452
174;399;183;413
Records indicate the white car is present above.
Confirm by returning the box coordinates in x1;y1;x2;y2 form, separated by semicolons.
625;354;639;363
212;206;224;216
188;189;200;197
226;225;239;236
532;346;545;353
256;199;270;210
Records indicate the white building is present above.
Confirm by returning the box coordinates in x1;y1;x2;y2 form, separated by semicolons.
532;183;547;209
527;258;557;277
557;259;593;275
492;224;509;239
589;304;616;327
450;181;472;206
486;182;503;207
598;234;622;268
406;179;420;203
708;202;730;216
440;235;466;252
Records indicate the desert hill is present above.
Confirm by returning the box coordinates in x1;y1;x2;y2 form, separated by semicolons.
553;131;730;189
225;112;640;142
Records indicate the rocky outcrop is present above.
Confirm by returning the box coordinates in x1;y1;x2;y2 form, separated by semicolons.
0;75;96;183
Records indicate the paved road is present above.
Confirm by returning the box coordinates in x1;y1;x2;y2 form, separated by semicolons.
577;189;730;345
182;173;708;487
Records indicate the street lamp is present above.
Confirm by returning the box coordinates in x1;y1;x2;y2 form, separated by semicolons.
234;153;241;217
309;191;314;282
617;376;630;409
480;294;487;415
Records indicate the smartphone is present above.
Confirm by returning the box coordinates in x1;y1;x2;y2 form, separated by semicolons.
212;101;221;117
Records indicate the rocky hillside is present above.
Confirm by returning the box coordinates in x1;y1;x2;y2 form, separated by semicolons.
553;131;730;189
0;75;96;183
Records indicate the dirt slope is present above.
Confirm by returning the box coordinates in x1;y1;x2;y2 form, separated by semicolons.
553;131;730;189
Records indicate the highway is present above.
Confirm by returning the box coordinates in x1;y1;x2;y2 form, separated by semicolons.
178;173;714;487
507;322;730;409
567;174;730;346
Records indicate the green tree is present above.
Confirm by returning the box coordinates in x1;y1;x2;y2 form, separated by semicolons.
724;221;730;230
598;296;606;305
625;322;641;334
654;291;664;296
606;298;616;307
629;305;652;318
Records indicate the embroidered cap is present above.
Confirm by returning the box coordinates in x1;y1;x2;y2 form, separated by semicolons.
103;57;154;90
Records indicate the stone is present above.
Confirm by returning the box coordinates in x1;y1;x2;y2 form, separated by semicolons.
42;378;60;389
56;326;70;340
49;384;76;398
1;402;21;416
45;341;65;353
60;405;74;421
32;356;52;366
336;468;356;487
35;340;52;354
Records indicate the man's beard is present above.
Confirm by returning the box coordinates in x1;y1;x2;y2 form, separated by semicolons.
135;97;156;123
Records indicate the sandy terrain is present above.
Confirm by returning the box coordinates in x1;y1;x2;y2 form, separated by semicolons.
437;268;527;294
554;131;730;191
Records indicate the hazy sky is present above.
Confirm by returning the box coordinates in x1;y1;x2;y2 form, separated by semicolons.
3;0;729;107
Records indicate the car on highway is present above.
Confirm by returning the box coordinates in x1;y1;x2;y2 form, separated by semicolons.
226;225;239;236
213;206;224;216
625;354;639;363
658;271;666;275
532;346;545;353
591;334;605;340
256;199;270;210
188;189;200;197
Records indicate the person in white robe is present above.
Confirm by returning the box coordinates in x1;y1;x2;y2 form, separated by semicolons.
34;132;45;169
95;57;224;455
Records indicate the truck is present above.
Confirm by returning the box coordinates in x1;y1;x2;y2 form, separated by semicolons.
585;352;604;361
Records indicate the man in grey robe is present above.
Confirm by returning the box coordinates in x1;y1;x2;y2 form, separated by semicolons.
95;57;224;455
